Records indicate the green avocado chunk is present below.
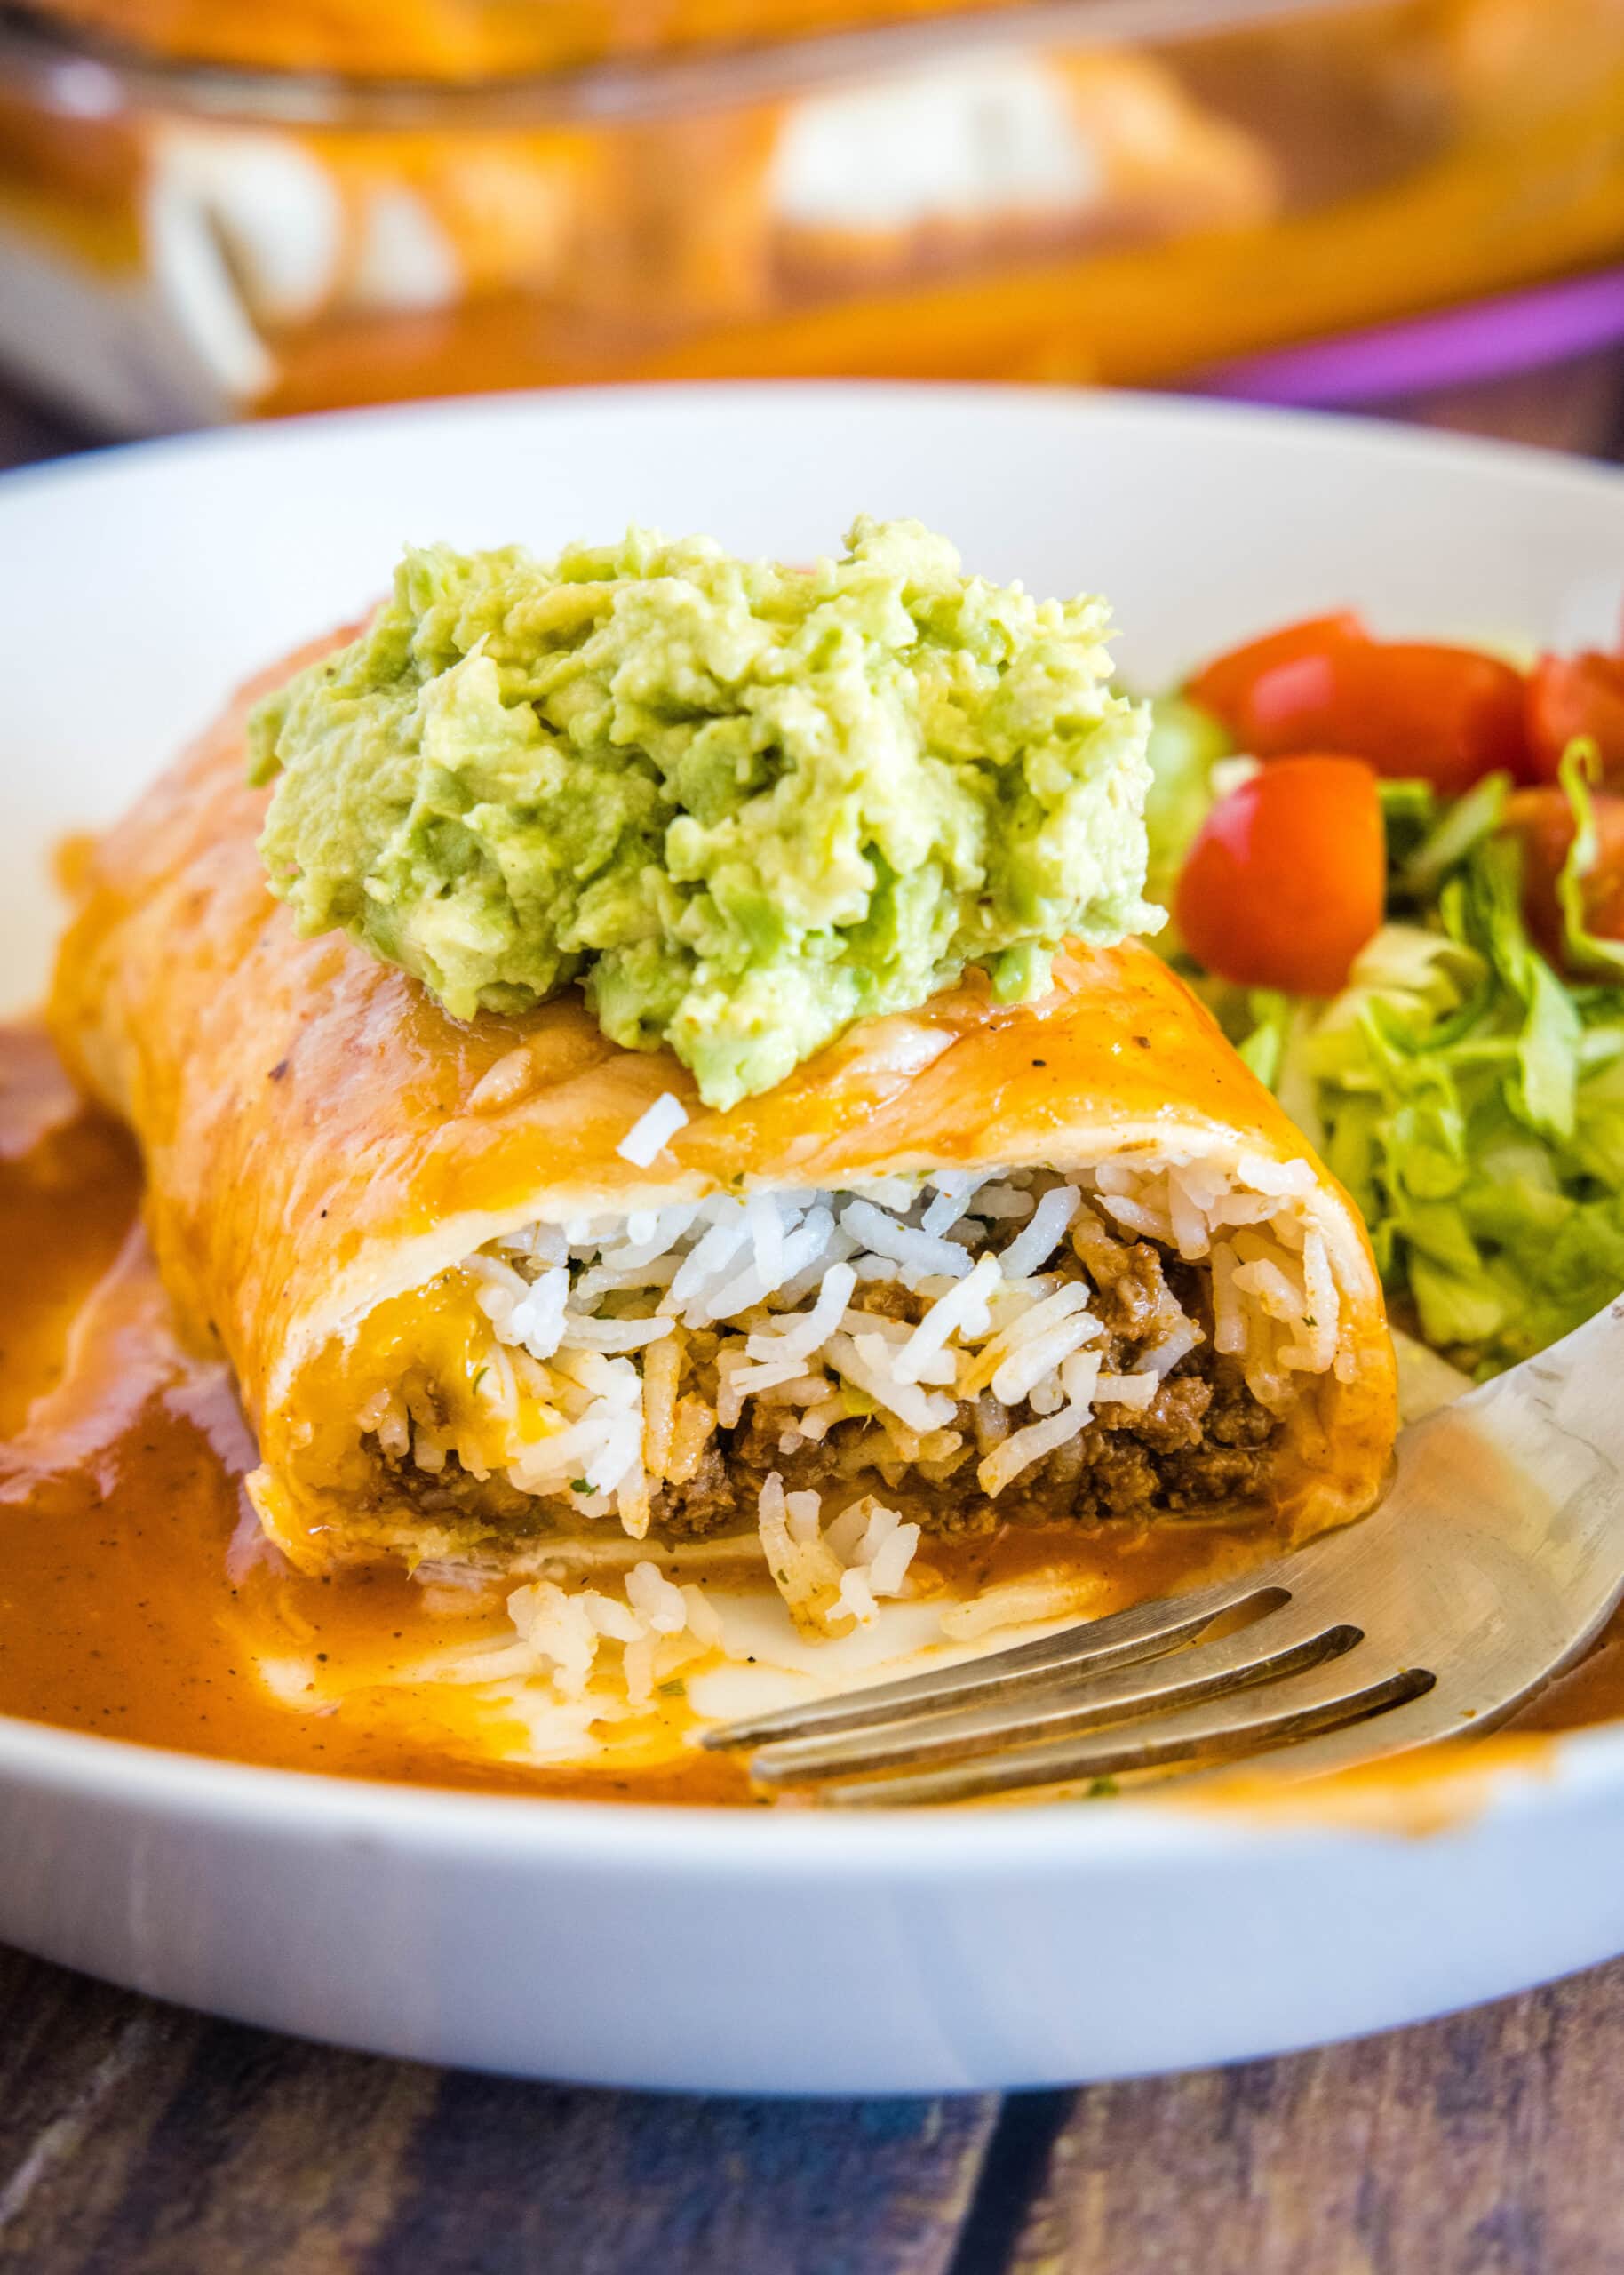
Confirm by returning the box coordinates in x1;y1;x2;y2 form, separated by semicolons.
248;515;1158;1110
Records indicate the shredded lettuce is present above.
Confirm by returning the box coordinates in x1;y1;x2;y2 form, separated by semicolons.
1150;702;1624;1376
1556;739;1624;981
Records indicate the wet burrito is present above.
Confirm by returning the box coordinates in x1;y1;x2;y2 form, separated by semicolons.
52;640;1397;1648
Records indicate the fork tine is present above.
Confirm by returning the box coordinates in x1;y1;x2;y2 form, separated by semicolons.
808;1660;1438;1808
747;1606;1361;1785
702;1572;1291;1753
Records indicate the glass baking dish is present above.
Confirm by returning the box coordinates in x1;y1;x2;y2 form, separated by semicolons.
15;0;1060;76
4;0;1624;433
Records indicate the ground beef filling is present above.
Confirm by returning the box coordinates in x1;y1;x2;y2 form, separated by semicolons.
367;1221;1286;1545
657;1344;1278;1541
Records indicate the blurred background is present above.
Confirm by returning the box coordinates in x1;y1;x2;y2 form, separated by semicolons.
2;0;1624;456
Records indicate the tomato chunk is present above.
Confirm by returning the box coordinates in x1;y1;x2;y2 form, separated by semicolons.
1189;617;1526;796
1186;612;1366;721
1174;756;1385;996
1502;786;1624;970
1525;652;1624;787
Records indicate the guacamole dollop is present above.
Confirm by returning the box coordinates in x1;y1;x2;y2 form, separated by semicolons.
249;516;1158;1109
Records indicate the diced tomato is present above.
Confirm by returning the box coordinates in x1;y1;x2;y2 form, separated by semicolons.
1524;652;1624;787
1189;616;1527;796
1186;612;1366;722
1174;756;1385;996
1502;786;1624;970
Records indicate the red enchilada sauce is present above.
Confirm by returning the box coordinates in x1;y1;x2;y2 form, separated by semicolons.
0;1024;750;1801
0;1022;1614;1802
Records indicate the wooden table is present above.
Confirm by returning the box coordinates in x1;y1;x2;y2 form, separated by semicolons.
4;362;1624;2275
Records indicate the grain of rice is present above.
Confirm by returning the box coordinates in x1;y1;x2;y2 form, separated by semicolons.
622;1632;659;1704
617;1462;651;1541
377;1400;409;1457
561;1313;674;1354
1211;1241;1245;1356
583;1591;641;1645
617;1091;689;1168
597;1206;700;1272
978;1356;1101;1496
894;1250;1000;1385
867;1521;920;1597
959;1280;1096;1397
797;1393;848;1443
837;1307;911;1343
849;1175;925;1209
839;1199;973;1281
746;1259;855;1363
773;1209;845;1305
1059;1350;1103;1404
1207;1193;1279;1232
626;1561;689;1633
499;1222;569;1265
1166;1173;1211;1260
746;1193;784;1283
760;1370;832;1409
1095;1371;1158;1409
641;1337;681;1478
969;1185;1035;1219
991;1309;1104;1406
357;1385;393;1433
1284;1226;1339;1373
826;1331;956;1434
721;1355;827;1422
467;1046;537;1113
508;1581;597;1695
466;1253;531;1303
921;1173;984;1236
1237;1151;1317;1199
663;1205;751;1313
1096;1192;1175;1244
1141;1315;1204;1377
998;1183;1081;1279
878;1416;923;1462
836;1568;879;1624
972;1392;1009;1452
681;1584;724;1648
1232;1256;1306;1325
477;1344;520;1419
665;1395;715;1484
571;1256;682;1303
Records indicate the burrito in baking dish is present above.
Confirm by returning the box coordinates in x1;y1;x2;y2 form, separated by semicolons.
51;644;1397;1648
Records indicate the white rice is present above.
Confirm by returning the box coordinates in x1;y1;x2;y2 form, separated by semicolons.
368;1150;1351;1629
508;1557;723;1703
754;1475;921;1634
997;1183;1081;1280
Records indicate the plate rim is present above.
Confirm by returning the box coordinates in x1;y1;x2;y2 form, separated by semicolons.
9;375;1624;520
7;376;1624;1866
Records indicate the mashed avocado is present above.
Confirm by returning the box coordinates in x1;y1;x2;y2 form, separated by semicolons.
249;516;1158;1109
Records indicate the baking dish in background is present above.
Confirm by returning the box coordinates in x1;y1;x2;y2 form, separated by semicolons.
3;0;1623;433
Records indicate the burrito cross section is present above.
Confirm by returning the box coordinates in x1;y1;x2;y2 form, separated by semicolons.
51;640;1397;1640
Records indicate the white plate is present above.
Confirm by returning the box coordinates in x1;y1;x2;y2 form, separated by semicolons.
4;383;1624;2094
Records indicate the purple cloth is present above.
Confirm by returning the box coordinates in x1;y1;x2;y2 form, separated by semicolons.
1193;268;1624;406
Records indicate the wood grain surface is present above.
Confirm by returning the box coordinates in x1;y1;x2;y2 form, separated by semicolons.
4;361;1624;2274
1;1940;1623;2274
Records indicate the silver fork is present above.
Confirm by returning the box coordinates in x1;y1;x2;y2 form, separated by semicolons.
704;1298;1624;1806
